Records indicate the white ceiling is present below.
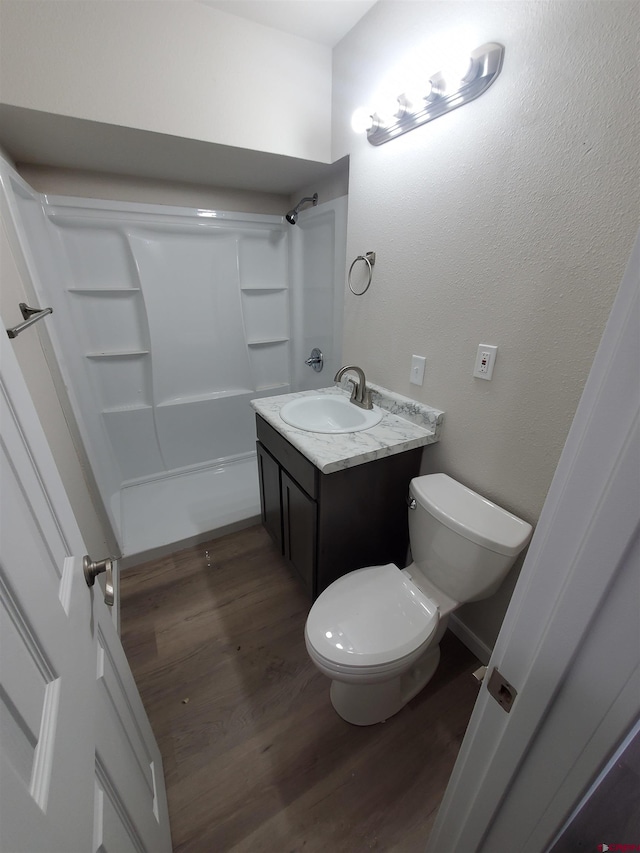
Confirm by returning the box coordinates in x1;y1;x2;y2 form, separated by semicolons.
201;0;377;47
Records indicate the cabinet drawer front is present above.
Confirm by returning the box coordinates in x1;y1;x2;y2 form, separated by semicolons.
256;416;317;498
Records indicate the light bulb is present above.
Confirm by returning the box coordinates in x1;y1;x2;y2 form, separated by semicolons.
351;107;375;134
374;94;403;127
398;89;424;113
437;55;473;95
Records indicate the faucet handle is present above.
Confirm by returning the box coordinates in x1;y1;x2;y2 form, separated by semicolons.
346;376;373;410
305;347;323;372
345;376;360;403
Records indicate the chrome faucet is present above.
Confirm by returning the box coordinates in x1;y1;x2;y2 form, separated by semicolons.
334;365;373;410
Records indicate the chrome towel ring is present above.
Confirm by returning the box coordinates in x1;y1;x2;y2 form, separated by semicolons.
348;251;376;296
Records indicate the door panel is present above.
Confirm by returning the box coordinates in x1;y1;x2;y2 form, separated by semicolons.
93;767;143;853
1;415;94;852
0;317;171;853
93;617;169;852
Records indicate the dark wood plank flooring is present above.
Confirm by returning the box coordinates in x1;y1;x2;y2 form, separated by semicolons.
120;525;480;853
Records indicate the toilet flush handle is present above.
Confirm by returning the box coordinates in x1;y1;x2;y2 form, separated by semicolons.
407;496;417;510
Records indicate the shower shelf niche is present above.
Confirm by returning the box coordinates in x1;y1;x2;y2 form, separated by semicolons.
156;388;256;407
256;383;291;392
86;351;150;358
102;403;152;413
247;337;289;346
68;287;141;293
240;286;287;292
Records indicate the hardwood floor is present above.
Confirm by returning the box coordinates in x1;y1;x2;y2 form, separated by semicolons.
120;525;480;853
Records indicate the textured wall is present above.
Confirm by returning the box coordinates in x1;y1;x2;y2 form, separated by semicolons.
333;1;639;648
0;0;332;163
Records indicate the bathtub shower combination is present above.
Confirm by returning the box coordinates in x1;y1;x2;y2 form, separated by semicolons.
0;159;347;557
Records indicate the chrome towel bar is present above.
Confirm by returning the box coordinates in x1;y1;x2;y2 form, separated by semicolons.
6;303;53;339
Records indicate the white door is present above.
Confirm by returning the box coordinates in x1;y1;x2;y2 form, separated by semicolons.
0;319;171;853
427;232;640;851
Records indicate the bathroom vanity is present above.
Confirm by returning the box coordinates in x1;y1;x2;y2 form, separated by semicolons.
251;385;444;599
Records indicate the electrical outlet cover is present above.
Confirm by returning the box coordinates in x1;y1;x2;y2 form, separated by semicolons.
473;344;498;380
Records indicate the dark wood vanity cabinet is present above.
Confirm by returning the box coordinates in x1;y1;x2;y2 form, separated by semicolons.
256;415;422;599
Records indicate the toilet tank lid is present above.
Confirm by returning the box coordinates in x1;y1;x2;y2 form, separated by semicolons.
410;474;533;557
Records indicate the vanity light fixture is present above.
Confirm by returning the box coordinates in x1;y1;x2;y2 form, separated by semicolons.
355;42;505;146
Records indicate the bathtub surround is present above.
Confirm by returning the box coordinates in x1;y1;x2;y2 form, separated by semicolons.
0;159;347;558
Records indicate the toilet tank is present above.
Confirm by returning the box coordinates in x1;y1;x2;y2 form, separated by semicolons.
408;474;533;604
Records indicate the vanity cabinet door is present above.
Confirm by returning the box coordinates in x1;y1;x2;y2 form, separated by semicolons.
257;442;283;550
281;470;317;597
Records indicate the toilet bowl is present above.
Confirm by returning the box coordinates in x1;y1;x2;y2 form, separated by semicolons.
305;563;445;725
305;473;533;725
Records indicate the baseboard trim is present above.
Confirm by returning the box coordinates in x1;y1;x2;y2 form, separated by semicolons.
448;614;493;665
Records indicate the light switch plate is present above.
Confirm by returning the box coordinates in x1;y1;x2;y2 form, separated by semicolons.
410;355;426;386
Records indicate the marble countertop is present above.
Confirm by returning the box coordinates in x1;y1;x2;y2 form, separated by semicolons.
251;382;444;474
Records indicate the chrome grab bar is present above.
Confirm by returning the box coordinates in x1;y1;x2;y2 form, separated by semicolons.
6;303;53;339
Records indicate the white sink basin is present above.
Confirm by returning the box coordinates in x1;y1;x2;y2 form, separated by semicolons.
279;395;383;433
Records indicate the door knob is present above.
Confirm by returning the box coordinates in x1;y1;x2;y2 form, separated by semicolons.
83;555;114;607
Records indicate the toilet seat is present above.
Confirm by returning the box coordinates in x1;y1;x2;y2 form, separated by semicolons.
306;564;439;669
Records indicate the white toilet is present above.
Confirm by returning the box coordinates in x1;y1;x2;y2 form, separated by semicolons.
305;473;533;725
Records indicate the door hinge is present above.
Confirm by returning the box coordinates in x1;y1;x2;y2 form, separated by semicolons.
487;667;517;713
